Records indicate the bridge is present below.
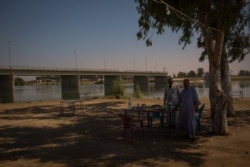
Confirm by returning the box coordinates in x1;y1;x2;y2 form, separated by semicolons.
0;66;167;76
0;66;169;103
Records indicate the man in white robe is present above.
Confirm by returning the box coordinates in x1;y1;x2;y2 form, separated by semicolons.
164;77;180;127
176;79;200;140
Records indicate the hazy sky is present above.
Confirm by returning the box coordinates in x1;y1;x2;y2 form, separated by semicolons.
0;0;249;76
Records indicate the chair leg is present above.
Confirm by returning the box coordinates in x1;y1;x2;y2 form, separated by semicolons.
142;129;144;142
160;118;164;128
130;129;134;142
196;120;201;131
198;121;201;131
147;117;150;127
123;128;128;141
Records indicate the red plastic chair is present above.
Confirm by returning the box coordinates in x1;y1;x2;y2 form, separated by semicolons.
119;114;144;142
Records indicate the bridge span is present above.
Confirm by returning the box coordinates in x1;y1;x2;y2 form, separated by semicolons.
0;66;167;76
0;66;169;103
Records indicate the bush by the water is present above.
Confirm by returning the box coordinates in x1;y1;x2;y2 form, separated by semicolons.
111;79;125;99
134;84;143;98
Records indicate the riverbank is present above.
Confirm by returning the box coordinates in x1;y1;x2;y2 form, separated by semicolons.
230;75;250;80
0;97;250;167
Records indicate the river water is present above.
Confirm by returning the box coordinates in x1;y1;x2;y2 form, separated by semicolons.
14;80;250;102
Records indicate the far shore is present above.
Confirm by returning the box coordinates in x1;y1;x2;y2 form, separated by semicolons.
174;75;250;81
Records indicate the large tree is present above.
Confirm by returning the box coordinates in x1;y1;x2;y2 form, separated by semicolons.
135;0;250;134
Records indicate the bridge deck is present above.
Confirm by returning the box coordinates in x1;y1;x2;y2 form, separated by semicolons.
0;66;168;76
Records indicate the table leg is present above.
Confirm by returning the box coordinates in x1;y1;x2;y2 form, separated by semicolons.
80;101;83;110
147;111;150;127
60;101;63;114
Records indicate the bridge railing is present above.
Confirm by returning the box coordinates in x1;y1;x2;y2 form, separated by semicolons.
0;65;118;71
0;66;168;76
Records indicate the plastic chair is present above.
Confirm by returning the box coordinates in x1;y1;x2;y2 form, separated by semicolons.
125;106;145;121
195;104;205;131
148;104;164;128
119;114;144;142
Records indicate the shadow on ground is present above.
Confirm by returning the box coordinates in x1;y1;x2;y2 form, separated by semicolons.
1;101;249;167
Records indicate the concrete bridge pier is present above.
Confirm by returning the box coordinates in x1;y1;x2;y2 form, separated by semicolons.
155;76;168;89
61;75;80;100
134;76;149;92
0;74;15;103
104;75;120;96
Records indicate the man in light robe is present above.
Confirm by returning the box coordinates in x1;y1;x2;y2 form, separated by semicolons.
176;79;200;140
163;77;180;127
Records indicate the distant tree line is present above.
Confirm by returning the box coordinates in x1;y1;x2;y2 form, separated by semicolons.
174;68;250;78
238;70;250;76
174;68;206;78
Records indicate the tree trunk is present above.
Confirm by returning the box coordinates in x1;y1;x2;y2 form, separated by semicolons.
200;20;226;133
221;46;236;116
209;62;222;133
207;31;225;133
213;93;229;135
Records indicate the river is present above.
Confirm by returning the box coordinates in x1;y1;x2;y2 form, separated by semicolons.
14;80;250;102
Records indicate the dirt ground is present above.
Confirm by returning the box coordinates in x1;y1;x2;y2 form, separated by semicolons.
0;97;250;167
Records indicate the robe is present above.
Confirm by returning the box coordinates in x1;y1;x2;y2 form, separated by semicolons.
177;86;200;135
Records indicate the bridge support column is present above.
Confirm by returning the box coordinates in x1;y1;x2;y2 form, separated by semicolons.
104;75;120;96
61;75;80;100
155;76;169;89
134;76;149;92
0;75;15;103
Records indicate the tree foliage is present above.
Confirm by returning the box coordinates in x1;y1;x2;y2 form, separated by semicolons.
239;70;250;76
135;0;250;62
197;67;204;77
176;68;205;78
187;70;196;77
177;71;187;78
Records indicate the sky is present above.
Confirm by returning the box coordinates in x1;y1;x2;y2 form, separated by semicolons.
0;0;249;77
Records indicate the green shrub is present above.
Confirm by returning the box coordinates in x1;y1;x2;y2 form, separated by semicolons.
15;77;25;86
111;79;125;99
134;84;143;98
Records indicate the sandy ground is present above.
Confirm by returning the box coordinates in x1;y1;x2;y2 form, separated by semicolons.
0;97;250;167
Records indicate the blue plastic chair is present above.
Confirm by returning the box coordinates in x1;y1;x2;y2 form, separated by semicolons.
195;104;205;131
148;104;164;128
